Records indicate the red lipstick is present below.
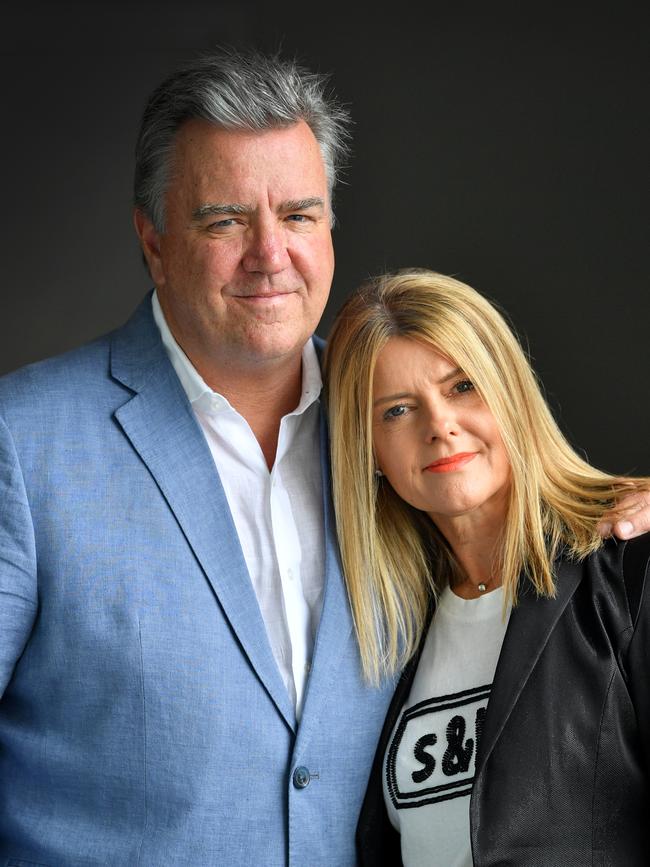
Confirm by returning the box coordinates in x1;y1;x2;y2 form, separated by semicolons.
424;452;477;473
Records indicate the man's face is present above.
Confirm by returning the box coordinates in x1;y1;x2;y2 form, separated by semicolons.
137;119;334;377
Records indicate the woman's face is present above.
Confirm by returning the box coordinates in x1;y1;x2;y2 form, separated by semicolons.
372;337;511;528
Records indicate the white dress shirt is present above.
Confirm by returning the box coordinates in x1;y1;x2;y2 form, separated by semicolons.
152;292;324;719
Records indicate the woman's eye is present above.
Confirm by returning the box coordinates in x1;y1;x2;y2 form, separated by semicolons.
453;379;474;394
383;404;408;421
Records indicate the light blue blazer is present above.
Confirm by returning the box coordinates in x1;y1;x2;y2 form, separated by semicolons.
0;296;395;866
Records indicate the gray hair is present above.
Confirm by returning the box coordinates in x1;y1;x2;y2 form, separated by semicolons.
134;46;352;231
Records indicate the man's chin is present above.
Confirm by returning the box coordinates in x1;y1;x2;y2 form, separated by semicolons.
232;291;299;321
235;327;311;367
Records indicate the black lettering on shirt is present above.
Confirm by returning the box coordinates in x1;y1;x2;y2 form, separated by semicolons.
385;684;491;809
412;733;437;783
442;715;473;776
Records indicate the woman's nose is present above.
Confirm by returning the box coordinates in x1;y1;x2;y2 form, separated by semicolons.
424;407;459;441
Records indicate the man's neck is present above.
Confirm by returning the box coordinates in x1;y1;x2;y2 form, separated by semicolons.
195;352;304;470
151;292;309;469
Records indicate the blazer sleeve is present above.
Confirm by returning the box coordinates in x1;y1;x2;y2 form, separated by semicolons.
622;533;650;774
0;413;37;697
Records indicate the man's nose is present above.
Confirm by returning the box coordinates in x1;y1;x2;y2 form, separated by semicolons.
242;220;290;274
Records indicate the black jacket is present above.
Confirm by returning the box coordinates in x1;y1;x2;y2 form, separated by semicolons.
357;534;650;866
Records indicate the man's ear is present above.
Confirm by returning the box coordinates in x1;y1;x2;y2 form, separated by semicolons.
133;209;164;286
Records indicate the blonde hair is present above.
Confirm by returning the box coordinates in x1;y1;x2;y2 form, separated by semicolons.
324;269;644;684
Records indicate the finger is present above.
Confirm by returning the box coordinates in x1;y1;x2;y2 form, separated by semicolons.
611;501;650;539
612;490;650;514
598;488;650;537
612;518;635;540
596;520;612;538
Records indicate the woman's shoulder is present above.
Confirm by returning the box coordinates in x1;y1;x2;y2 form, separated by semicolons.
552;535;650;627
620;531;650;564
578;533;650;624
580;532;650;573
600;532;650;584
620;533;650;624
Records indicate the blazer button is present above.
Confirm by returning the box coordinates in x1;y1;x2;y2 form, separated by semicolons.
292;766;311;789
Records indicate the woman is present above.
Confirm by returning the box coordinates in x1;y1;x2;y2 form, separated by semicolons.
324;269;650;866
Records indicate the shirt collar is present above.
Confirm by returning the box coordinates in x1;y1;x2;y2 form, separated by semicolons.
151;290;322;416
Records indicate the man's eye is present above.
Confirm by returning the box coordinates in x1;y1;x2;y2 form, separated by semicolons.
287;214;309;222
453;379;474;394
207;218;236;230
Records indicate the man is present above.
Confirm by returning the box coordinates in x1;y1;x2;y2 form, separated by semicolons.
0;47;647;865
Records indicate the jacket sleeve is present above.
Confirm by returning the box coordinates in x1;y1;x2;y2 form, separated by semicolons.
622;533;650;774
0;413;37;698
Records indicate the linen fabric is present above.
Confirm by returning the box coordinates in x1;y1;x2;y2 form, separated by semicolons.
0;293;396;866
153;292;324;716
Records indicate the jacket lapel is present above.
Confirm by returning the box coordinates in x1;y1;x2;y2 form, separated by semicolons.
110;297;296;730
475;555;583;775
296;406;355;725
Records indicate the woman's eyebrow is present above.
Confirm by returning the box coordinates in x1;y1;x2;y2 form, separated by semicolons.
438;366;463;384
373;391;414;408
373;368;464;407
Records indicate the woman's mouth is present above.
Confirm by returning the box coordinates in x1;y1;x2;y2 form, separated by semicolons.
424;452;478;473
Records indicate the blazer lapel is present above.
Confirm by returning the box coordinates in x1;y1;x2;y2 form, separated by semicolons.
475;555;583;775
110;297;296;730
296;406;355;725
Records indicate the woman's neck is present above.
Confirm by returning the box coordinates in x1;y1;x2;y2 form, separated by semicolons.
429;491;508;599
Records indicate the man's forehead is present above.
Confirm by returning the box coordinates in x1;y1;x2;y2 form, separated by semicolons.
167;119;330;209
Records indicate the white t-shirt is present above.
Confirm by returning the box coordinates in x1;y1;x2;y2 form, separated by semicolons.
383;585;511;867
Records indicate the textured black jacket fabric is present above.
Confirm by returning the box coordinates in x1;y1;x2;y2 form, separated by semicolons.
357;534;650;866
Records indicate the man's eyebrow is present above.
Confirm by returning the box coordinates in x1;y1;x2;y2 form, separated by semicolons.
191;198;325;222
191;202;252;220
280;197;325;212
373;368;464;407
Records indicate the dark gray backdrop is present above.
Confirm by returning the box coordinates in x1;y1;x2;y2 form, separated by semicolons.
1;2;647;474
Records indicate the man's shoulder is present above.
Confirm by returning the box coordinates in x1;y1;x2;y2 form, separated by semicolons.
0;333;112;400
0;295;157;414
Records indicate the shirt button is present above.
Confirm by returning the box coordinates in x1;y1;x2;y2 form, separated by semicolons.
292;766;311;789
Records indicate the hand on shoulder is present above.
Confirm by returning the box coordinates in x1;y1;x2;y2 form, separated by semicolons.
598;487;650;540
